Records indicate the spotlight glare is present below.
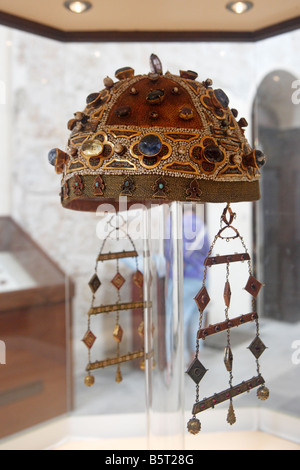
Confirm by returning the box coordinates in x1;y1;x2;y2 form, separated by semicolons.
64;1;92;14
226;2;254;15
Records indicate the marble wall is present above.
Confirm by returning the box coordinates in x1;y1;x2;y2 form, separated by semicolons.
1;26;300;393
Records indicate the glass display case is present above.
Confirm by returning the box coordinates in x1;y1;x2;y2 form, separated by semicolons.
0;217;74;439
0;22;299;450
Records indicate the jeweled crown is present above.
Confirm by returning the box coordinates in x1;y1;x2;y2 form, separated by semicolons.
49;55;266;211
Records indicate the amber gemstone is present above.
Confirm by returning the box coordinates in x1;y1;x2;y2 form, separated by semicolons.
180;70;198;80
179;107;194;120
238;117;248;128
115;106;131;117
115;67;135;80
146;89;164;104
203;78;213;88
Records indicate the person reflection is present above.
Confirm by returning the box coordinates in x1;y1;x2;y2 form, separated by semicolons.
165;206;210;373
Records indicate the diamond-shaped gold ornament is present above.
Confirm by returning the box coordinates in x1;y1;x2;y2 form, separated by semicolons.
248;336;267;359
88;274;101;293
245;275;263;299
194;286;210;313
82;330;96;349
111;272;126;290
186;357;208;384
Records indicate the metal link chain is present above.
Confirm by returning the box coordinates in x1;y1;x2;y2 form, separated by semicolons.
193;203;263;408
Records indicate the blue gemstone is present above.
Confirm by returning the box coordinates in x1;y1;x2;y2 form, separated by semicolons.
214;89;230;108
138;134;162;156
255;150;266;168
48;148;57;166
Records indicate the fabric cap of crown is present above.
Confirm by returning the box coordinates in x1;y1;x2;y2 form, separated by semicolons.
49;55;266;212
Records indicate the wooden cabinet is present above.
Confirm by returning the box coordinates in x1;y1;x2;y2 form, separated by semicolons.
0;217;74;439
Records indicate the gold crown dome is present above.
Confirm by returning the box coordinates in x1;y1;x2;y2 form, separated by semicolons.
48;55;266;211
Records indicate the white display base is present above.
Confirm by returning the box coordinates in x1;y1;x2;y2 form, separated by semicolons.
0;408;299;451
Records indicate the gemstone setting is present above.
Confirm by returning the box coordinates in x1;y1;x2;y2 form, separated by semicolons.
138;134;162;156
81;140;104;157
48;148;57;166
204;145;224;163
146;89;164;104
214;89;230;108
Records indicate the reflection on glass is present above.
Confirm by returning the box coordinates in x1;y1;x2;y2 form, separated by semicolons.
253;69;300;419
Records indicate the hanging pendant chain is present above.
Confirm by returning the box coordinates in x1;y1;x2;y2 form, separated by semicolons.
225;262;233;388
188;203;268;435
194;204;262;399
